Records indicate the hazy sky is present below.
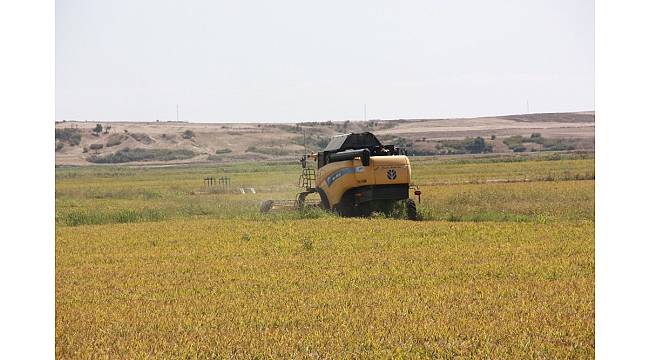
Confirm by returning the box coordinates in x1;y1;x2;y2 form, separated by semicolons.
56;0;594;123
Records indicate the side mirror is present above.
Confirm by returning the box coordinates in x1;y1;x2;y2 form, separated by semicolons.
361;149;370;166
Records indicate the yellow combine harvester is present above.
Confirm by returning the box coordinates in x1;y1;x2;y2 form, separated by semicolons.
260;132;421;220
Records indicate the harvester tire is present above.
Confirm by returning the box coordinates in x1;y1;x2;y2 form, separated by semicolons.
333;202;355;217
406;199;417;220
260;200;274;213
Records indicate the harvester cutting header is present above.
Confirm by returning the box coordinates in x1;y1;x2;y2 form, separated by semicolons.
261;132;421;220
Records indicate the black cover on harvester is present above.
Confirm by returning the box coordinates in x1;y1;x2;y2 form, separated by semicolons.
323;132;383;152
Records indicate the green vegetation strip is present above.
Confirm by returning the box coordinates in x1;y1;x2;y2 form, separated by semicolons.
56;154;595;226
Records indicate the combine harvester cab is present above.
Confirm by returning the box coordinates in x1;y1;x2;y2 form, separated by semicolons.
261;132;420;220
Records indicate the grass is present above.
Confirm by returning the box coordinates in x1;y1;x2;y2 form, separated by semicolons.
59;208;167;226
417;180;594;222
55;154;594;227
55;160;594;226
55;152;595;358
57;219;593;358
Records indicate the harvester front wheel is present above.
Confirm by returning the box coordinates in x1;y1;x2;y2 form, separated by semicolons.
406;199;417;220
333;201;355;217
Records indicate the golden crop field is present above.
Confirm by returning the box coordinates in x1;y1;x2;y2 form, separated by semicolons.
56;153;595;358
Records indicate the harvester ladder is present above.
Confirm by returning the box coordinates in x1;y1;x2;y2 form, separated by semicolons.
300;168;316;189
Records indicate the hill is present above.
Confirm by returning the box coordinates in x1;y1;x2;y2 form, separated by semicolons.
55;112;594;166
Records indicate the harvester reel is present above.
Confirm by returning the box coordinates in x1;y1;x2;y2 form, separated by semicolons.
297;189;317;209
260;200;274;213
260;190;321;214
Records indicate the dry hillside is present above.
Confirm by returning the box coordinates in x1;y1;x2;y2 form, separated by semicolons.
55;112;594;166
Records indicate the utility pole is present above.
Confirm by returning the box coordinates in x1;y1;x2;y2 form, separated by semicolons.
526;100;530;114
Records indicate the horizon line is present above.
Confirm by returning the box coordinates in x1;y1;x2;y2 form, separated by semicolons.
55;109;596;125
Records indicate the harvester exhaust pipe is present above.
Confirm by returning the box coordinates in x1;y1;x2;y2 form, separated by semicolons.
328;148;370;166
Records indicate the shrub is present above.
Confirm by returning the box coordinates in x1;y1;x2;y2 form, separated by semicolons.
182;130;195;139
544;141;576;151
428;137;492;155
55;128;81;146
503;135;524;149
89;143;104;154
392;136;414;149
246;146;290;156
208;148;233;160
463;137;491;153
55;141;64;151
106;134;126;147
505;134;579;152
86;148;195;163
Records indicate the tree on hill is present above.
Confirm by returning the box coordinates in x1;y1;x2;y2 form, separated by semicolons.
92;124;103;136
